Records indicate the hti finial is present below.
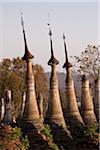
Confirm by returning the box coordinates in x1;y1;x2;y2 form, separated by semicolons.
47;12;50;26
49;28;52;36
20;9;24;31
63;34;72;68
63;33;65;40
47;13;52;37
47;14;59;66
20;10;34;60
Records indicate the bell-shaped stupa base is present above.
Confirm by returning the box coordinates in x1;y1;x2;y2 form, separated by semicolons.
81;75;97;126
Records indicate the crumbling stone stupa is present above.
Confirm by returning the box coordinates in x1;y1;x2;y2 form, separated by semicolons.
0;98;5;121
81;75;97;125
45;28;70;131
20;12;41;129
94;77;100;121
37;93;44;120
63;34;84;126
20;92;26;118
3;90;13;124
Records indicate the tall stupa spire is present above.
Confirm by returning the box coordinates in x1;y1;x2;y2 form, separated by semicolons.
63;34;84;127
48;24;59;66
20;11;41;129
45;26;72;144
63;34;72;68
20;10;34;60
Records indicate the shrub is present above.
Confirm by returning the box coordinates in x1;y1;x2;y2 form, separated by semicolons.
41;124;59;150
41;124;52;140
0;125;30;150
22;135;30;150
10;127;22;140
83;124;98;139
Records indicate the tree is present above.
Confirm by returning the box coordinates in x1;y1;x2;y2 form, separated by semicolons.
0;57;48;117
33;64;48;97
71;45;100;79
0;58;26;117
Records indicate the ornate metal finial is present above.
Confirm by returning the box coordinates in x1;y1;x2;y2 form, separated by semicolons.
63;34;68;63
48;24;54;58
63;33;65;40
20;9;34;60
63;33;72;68
47;15;59;66
49;28;52;36
20;9;24;31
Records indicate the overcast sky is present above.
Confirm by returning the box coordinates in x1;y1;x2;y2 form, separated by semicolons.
0;0;99;72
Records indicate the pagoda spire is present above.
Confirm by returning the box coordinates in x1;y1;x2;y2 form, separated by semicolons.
48;24;59;65
20;10;33;60
45;27;72;144
63;34;84;128
20;12;41;130
63;34;72;68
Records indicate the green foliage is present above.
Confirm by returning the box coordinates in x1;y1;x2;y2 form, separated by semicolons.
22;135;30;150
10;127;22;140
0;126;30;150
83;125;98;139
11;128;29;150
50;143;59;150
74;124;99;145
0;143;5;149
41;124;59;150
41;124;52;140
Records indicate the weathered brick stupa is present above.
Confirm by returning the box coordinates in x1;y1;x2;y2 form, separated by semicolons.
45;27;72;149
94;76;100;121
3;90;13;124
0;98;5;121
37;93;44;120
63;34;84;126
45;27;67;128
20;92;26;118
20;12;41;129
81;75;97;126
